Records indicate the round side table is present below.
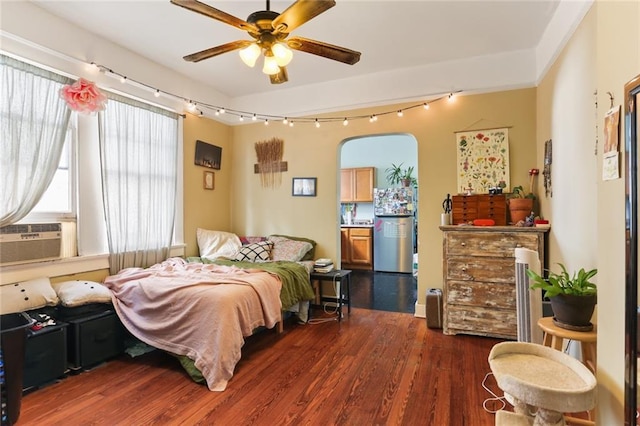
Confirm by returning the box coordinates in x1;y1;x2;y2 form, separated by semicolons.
537;316;597;374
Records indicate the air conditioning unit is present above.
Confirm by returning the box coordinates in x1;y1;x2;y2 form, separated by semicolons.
0;223;62;265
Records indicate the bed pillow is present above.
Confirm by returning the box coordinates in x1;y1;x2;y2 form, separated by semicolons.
269;234;317;260
0;277;59;315
52;280;112;307
197;228;242;260
267;235;314;262
239;236;267;246
234;241;273;262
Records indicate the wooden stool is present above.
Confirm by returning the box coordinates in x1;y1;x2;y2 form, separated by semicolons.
537;316;597;425
537;317;597;374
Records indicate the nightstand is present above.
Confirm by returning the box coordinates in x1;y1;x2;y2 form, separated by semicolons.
310;269;352;321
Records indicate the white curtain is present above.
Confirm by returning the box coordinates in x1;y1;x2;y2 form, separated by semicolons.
98;92;179;274
0;54;72;226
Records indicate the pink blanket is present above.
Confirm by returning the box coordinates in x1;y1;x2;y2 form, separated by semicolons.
104;257;282;391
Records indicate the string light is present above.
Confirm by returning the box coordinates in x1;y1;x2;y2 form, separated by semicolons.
87;61;462;126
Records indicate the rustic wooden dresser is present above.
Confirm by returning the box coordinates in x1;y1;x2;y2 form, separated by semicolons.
440;226;548;339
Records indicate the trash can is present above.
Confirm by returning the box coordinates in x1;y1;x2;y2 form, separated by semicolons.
1;312;35;426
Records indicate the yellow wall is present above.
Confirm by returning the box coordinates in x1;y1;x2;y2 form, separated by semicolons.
223;88;537;306
183;114;234;258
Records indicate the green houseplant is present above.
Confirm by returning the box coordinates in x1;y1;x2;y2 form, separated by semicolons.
527;263;597;330
385;163;417;187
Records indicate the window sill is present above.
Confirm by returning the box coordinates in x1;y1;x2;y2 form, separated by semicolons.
0;245;185;285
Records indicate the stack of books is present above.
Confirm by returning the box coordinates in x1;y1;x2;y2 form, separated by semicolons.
314;258;334;273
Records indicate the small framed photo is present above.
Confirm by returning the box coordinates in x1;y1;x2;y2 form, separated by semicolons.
292;177;317;197
203;171;215;190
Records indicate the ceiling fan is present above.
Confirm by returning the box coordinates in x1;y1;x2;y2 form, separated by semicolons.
170;0;361;84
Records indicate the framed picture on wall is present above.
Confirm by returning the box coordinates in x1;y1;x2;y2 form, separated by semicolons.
195;140;222;170
203;171;214;190
292;177;317;197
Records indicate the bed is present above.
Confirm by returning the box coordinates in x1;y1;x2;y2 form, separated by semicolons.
103;230;316;391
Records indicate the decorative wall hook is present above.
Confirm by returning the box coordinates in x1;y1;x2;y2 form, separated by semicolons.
607;91;615;109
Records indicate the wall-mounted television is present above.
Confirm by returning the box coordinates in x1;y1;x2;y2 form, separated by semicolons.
194;140;222;170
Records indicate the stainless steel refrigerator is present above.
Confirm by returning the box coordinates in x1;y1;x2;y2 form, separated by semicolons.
373;188;416;273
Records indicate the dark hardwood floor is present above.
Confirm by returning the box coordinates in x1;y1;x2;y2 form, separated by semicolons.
349;270;418;314
18;306;505;426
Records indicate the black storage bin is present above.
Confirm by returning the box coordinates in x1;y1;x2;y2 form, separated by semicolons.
24;322;68;390
67;310;125;369
1;312;35;426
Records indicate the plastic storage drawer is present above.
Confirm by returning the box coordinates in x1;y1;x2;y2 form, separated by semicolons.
67;310;125;369
24;323;68;390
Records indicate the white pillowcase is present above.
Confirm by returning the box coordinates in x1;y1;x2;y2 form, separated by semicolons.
0;277;59;315
53;280;113;307
197;228;242;260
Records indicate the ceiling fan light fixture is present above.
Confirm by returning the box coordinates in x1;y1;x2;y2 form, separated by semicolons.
271;43;293;67
239;43;261;67
262;54;280;75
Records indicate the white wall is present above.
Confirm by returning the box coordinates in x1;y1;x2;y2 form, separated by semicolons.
537;1;639;423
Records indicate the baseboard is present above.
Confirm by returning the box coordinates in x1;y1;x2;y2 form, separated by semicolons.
414;302;426;318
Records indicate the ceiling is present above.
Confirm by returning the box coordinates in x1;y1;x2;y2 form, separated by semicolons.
28;0;584;119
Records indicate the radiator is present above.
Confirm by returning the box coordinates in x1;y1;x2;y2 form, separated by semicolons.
0;223;62;265
514;248;543;344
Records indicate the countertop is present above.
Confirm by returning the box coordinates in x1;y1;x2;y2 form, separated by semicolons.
341;224;374;228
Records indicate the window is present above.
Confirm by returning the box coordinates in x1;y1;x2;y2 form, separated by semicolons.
25;121;76;221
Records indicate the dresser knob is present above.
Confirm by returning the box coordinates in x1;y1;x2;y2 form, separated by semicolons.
461;242;466;247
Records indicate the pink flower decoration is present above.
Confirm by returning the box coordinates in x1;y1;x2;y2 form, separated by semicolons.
60;78;107;114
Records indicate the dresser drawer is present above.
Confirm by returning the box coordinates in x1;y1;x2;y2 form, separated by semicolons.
444;305;517;339
445;232;540;257
445;280;516;309
446;257;516;283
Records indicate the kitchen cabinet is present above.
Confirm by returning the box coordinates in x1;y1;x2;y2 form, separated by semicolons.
440;226;547;339
341;226;373;270
451;194;507;225
341;167;375;202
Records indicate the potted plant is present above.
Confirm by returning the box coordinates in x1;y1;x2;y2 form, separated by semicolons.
527;263;597;331
507;185;536;223
385;163;417;187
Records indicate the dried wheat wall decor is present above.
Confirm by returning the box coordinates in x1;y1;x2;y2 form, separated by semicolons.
254;137;287;188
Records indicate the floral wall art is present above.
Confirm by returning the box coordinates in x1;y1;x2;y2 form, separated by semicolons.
455;128;510;194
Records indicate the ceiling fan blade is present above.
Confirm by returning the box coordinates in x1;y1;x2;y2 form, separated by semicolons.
271;0;336;35
183;40;252;63
170;0;259;33
287;36;361;65
270;67;288;84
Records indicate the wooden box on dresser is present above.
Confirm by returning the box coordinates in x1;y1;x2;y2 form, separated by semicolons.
439;226;548;339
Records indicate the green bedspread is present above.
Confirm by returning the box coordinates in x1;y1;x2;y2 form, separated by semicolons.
188;257;315;308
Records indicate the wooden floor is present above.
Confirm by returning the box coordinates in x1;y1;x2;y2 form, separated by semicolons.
19;309;504;425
